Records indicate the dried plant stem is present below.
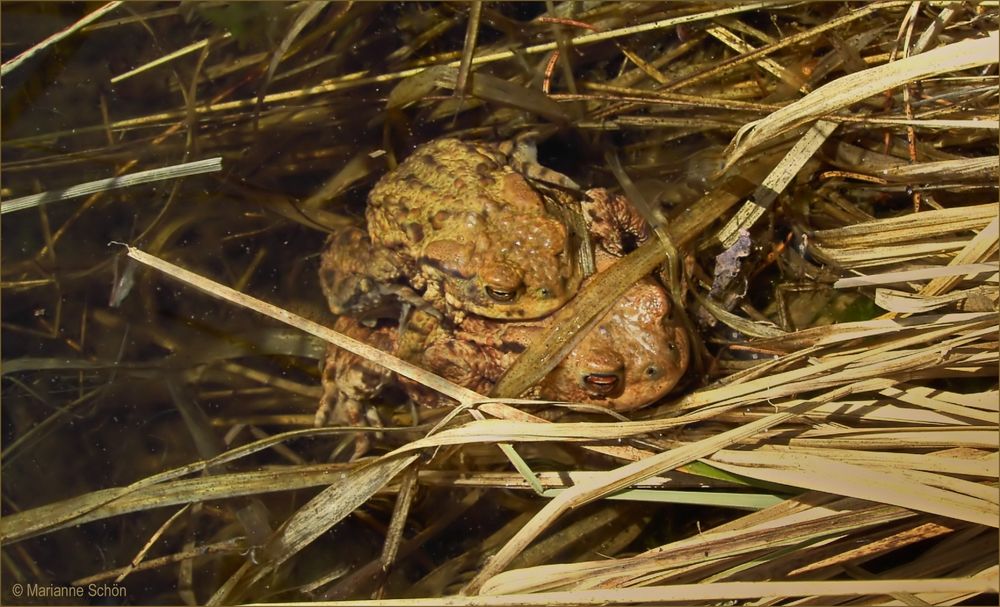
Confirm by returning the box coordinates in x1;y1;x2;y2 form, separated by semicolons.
124;246;478;404
12;1;786;140
1;158;223;215
464;389;847;593
1;1;122;76
316;575;998;605
110;33;232;83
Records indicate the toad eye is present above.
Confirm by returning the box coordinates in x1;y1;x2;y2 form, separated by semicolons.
485;286;517;302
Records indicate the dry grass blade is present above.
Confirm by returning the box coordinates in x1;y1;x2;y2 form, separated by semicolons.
240;456;419;599
753;446;998;478
110;33;232;84
10;465;738;548
790;426;998;450
256;2;331;110
847;117;1000;129
660;1;903;94
705;23;809;94
823;243;980;270
0;458;357;543
724;30;1000;168
834;264;998;287
464;381;875;593
787;521;964;578
774;383;997;424
708;450;998;527
437;71;570;123
125;246;480;404
1;157;223;214
815;201;998;277
668;316;993;415
481;500;917;594
0;426;356;543
879;155;999;181
1;1;122;76
389;65;457;110
875;285;997;313
921;216;999;297
695;293;786;338
715;120;837;249
453;0;482;96
814;204;997;247
384;418;666;453
206;455;420;605
305;575;999;606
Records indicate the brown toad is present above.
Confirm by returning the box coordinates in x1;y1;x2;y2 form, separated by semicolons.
437;253;689;411
360;138;585;322
318;251;689;455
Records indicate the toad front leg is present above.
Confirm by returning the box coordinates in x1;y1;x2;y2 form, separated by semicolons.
319;225;442;323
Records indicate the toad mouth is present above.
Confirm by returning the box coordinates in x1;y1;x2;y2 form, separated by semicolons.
584;373;620;394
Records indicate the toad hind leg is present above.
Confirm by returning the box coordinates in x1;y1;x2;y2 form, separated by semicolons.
581;188;650;255
318;323;394;459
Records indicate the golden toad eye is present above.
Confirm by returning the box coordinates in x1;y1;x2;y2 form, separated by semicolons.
485;286;516;302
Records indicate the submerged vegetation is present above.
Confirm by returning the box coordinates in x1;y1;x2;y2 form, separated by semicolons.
2;2;997;605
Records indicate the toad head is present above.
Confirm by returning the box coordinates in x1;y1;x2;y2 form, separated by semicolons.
419;211;582;320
